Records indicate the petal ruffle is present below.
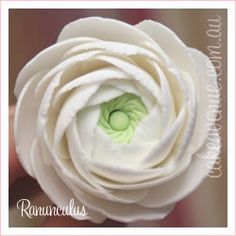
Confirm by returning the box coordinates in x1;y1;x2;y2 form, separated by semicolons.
14;71;46;177
31;138;106;223
137;129;221;207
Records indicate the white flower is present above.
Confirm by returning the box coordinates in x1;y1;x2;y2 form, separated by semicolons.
14;17;220;223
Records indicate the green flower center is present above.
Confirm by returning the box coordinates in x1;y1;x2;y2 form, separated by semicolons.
98;93;148;143
109;110;130;131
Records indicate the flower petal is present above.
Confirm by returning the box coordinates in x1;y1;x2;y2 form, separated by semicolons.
54;84;100;149
137;130;221;207
136;20;197;78
52;67;130;108
14;38;95;98
14;71;46;177
63;41;161;63
57;17;169;64
96;55;162;102
31;138;106;223
188;48;219;152
61;177;175;223
89;105;186;183
64;122;149;204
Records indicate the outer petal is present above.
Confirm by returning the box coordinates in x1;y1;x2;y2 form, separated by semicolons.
63;41;161;63
61;175;175;223
137;130;220;207
14;71;46;177
14;38;95;98
57;17;169;64
136;20;197;78
31;137;106;223
187;48;219;151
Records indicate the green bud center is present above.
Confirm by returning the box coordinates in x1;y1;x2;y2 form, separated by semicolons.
109;110;130;131
98;93;148;143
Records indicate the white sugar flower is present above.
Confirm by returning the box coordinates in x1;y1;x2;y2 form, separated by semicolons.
14;17;220;223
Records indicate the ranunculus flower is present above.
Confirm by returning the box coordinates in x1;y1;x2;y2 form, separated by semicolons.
14;17;220;223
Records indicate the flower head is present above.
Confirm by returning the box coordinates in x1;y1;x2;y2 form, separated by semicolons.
14;17;220;223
